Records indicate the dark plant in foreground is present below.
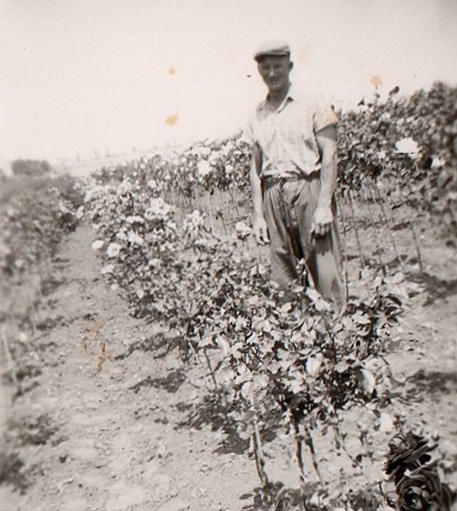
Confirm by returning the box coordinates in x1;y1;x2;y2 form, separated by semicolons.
385;431;456;511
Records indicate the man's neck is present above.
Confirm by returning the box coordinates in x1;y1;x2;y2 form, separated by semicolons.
266;83;291;109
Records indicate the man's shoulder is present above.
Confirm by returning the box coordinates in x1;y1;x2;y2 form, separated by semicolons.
243;99;266;143
290;90;338;124
289;88;321;108
246;99;267;128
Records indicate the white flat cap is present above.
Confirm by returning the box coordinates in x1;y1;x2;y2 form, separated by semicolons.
254;40;291;61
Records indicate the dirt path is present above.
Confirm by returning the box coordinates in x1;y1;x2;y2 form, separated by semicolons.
1;222;456;511
0;224;259;511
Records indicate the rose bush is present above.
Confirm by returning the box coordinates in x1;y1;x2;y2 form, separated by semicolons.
385;431;455;511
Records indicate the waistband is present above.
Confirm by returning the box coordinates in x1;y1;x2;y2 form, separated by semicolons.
262;171;319;189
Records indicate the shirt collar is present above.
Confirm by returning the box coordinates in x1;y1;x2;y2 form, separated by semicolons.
259;83;296;113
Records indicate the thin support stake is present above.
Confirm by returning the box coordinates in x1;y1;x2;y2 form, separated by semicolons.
202;347;219;393
391;172;424;273
360;180;387;275
347;189;368;273
251;394;270;491
206;192;215;233
1;327;19;389
304;423;323;483
346;189;371;298
293;421;307;487
336;193;350;301
370;179;406;273
227;187;244;226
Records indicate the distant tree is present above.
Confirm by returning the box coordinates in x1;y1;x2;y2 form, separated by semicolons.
11;159;53;177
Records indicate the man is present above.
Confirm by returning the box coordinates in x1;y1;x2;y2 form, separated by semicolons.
245;40;345;311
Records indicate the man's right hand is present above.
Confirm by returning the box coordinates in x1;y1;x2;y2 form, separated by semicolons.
252;215;270;245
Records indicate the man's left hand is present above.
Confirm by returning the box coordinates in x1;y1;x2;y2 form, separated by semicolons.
312;205;333;237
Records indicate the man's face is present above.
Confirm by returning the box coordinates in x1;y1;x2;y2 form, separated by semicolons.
257;55;292;94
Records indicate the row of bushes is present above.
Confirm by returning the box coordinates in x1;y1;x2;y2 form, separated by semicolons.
91;82;457;236
1;173;85;281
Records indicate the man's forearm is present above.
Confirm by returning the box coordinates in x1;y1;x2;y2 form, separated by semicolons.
250;144;264;217
249;147;269;245
318;148;337;208
250;164;264;217
315;126;338;209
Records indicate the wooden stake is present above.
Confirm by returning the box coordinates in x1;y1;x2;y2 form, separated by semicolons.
304;423;323;483
335;193;350;301
251;394;270;491
294;421;307;487
386;173;424;272
370;178;406;273
206;192;215;233
347;189;368;273
359;180;387;274
1;327;19;389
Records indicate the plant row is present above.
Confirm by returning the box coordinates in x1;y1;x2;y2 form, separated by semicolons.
337;82;457;237
86;175;414;509
1;173;85;283
92;82;457;236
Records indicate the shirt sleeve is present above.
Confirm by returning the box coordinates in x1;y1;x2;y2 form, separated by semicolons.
241;114;256;145
313;96;339;134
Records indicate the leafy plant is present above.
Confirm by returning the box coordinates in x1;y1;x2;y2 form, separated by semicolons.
87;172;406;506
385;431;456;511
84;81;457;508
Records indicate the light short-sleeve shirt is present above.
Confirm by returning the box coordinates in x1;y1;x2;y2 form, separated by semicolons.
245;86;338;178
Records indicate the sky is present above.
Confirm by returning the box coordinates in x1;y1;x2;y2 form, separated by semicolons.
1;0;457;163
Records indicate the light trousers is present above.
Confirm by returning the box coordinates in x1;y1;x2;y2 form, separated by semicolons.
262;174;346;311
